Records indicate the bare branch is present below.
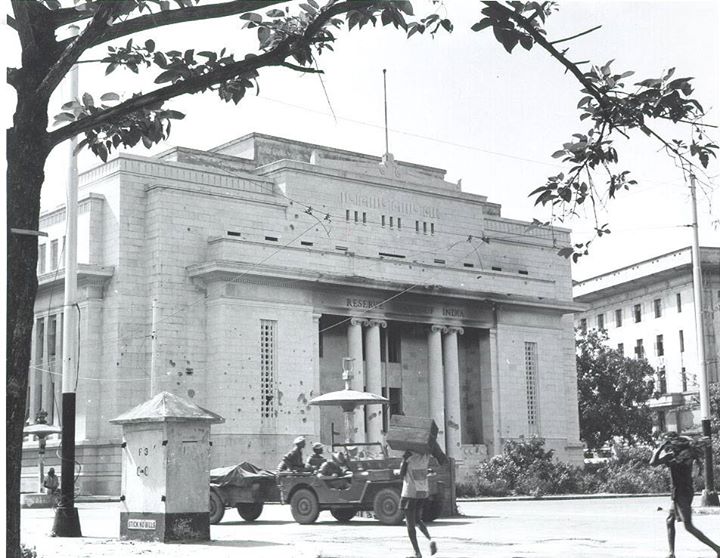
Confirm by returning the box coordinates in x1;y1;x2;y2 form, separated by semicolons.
280;61;323;73
7;14;17;30
56;1;288;49
550;25;602;46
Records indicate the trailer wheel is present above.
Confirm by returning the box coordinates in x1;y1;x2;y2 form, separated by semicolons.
373;488;403;525
290;488;319;524
330;508;356;523
209;489;225;524
237;502;263;522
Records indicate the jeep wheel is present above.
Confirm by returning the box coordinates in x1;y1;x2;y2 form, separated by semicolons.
330;508;356;523
209;489;225;524
290;488;320;524
237;502;263;522
373;488;403;525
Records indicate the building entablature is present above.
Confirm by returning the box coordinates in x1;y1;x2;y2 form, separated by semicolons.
186;259;581;316
36;264;114;300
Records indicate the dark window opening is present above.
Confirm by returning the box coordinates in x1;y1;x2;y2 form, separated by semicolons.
382;215;386;227
597;314;605;330
265;236;278;242
430;223;435;234
618;343;624;356
679;330;685;352
345;209;350;221
491;266;502;271
676;293;682;312
301;240;314;246
227;231;242;237
519;270;529;275
654;298;662;318
615;309;623;327
434;259;446;264
634;304;642;323
415;221;420;232
354;210;359;222
389;216;394;228
658;367;667;394
463;263;474;268
635;339;644;358
398;218;402;229
656;334;664;357
335;245;348;251
579;318;587;334
381;387;402;431
363;212;367;224
423;222;427;234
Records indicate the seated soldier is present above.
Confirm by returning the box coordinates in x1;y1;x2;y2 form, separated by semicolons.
277;436;308;472
306;442;327;471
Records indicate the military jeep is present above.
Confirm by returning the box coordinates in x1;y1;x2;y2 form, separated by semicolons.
276;442;445;525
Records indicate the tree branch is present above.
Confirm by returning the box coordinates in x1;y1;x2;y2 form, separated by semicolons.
7;14;17;30
36;3;121;99
11;0;47;58
47;0;374;149
56;1;288;50
280;61;323;73
550;24;602;46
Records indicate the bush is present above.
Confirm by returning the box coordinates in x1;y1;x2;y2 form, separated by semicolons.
20;545;37;558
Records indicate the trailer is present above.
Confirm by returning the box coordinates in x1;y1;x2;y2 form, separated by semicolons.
208;461;276;524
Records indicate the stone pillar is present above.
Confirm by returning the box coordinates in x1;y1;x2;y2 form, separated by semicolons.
489;328;502;457
443;327;464;459
427;325;446;451
28;317;40;422
41;315;53;423
312;313;322;440
364;319;387;445
347;318;366;442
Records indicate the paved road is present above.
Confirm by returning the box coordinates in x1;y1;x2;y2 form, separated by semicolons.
21;497;720;558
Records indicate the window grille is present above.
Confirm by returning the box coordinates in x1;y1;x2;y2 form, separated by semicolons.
524;342;539;432
260;320;277;421
615;308;622;327
634;304;642;323
654;298;662;318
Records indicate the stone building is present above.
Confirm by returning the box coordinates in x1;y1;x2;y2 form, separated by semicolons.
23;133;582;494
573;247;720;432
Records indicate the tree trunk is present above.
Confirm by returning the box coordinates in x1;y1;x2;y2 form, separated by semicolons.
6;98;50;558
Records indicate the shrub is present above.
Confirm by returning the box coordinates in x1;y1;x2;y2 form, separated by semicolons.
20;544;37;558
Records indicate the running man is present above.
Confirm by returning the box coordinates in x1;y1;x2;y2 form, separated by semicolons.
650;432;720;558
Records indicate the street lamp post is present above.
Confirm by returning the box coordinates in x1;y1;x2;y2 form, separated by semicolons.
689;174;718;507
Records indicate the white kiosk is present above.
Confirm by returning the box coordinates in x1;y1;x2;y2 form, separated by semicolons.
110;392;224;542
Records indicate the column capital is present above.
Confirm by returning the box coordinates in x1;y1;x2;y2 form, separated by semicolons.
429;324;446;334
349;317;368;327
444;326;464;336
364;319;387;329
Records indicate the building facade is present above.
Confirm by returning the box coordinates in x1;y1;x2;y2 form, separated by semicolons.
23;133;582;494
573;247;720;432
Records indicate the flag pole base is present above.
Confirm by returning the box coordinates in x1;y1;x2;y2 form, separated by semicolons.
52;506;82;537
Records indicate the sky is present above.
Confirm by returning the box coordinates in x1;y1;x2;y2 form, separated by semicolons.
15;0;720;281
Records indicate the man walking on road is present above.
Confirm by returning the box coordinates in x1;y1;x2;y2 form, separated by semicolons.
650;433;720;558
400;449;437;558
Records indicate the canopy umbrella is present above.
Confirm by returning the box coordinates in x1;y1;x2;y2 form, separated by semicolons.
309;388;389;443
24;420;62;493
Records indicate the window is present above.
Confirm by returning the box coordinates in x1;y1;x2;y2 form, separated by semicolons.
415;220;420;232
50;239;59;270
656;334;664;357
47;315;57;364
681;367;688;392
423;222;428;234
381;215;386;227
38;244;46;275
260;320;277;421
354;210;359;222
35;317;45;362
387;328;401;363
389;216;394;228
617;343;624;356
615;309;623;327
431;223;435;234
579;318;587;334
635;339;644;359
362;212;367;224
679;330;685;353
524;342;539;432
397;218;402;229
658;367;667;394
654;298;662;318
345;209;350;221
676;293;682;312
634;304;642;323
597;313;605;330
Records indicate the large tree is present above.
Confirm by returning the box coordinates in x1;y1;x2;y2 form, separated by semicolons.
576;329;656;449
7;1;715;555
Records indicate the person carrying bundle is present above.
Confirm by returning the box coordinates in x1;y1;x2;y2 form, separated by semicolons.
649;432;720;558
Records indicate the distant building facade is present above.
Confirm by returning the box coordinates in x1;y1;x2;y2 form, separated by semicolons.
23;133;582;494
573;247;720;433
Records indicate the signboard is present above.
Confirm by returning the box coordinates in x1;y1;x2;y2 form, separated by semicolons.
127;519;156;530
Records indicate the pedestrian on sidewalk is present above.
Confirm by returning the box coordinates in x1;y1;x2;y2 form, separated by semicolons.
43;468;59;496
400;449;437;558
649;432;720;558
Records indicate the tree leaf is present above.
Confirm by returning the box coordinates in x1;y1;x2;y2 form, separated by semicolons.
82;93;94;107
471;19;493;32
100;92;120;102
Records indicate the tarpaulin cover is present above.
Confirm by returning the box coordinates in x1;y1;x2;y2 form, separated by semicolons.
210;461;276;488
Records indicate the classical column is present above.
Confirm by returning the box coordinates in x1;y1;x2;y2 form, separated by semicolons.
28;317;40;423
443;326;464;459
53;314;63;425
427;325;446;451
312;313;322;440
347;318;366;442
364;319;387;445
41;315;53;423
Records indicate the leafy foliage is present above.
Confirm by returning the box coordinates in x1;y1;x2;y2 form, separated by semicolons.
472;1;717;262
576;330;656;449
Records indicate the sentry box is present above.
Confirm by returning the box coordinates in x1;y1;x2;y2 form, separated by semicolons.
110;391;224;542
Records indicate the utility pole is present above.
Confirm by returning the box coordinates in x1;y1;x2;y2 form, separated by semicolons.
382;68;389;156
53;24;83;536
689;174;719;507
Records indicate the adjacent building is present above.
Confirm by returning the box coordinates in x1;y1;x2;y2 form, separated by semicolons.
23;133;583;494
573;246;720;432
